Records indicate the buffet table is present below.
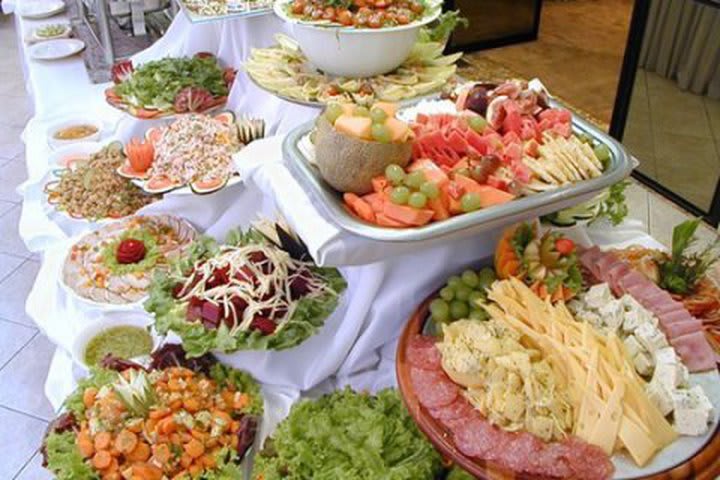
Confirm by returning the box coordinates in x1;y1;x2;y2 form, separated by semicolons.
12;4;720;479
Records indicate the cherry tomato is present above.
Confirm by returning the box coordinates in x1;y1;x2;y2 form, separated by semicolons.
291;0;304;14
337;9;353;25
409;1;423;13
396;12;409;24
322;6;336;20
555;238;576;255
368;14;382;28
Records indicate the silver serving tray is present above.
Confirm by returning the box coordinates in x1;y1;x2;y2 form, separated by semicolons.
282;105;633;242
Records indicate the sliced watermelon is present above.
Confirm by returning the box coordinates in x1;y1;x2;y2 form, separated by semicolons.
190;176;229;194
145;175;181;194
117;162;150;180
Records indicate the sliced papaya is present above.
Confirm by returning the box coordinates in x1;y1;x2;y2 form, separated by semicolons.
190;176;229;195
145;175;180;194
382;203;433;227
214;111;235;124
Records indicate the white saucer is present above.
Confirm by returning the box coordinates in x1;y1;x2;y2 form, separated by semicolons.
29;39;85;60
18;0;66;19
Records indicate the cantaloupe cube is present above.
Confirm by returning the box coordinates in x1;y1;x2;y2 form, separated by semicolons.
385;117;411;143
340;103;356;116
373;102;398;117
334;114;372;140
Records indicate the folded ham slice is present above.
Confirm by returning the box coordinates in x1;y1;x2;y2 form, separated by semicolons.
671;331;717;372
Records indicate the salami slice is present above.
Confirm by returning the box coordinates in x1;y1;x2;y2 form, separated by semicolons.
406;335;442;370
498;431;543;473
452;417;498;459
428;396;476;429
410;366;458;409
563;437;615;480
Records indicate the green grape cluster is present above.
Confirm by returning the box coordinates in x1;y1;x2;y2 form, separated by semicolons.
385;164;440;210
429;267;497;323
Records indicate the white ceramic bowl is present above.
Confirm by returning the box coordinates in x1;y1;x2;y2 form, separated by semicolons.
47;117;103;149
274;0;442;78
71;312;159;370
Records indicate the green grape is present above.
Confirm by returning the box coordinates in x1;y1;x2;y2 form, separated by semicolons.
419;181;439;199
371;123;392;143
370;107;388;123
354;106;370;117
439;286;455;301
460;193;482;212
593;144;611;164
447;276;462;289
385;164;406;185
450;300;470;320
469;309;489;321
408;192;428;209
468;115;488;133
478;267;497;289
455;286;471;301
461;270;479;288
468;290;485;306
390;186;410;205
430;299;450;322
577;133;592;144
404;170;426;189
324;103;344;124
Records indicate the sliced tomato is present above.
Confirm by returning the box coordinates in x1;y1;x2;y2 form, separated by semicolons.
134;108;161;119
555;238;576;255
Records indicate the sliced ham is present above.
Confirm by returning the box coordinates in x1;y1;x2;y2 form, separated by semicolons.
607;262;631;286
664;319;704;338
579;246;602;267
618;271;651;295
653;300;687;315
658;309;694;327
670;331;717;372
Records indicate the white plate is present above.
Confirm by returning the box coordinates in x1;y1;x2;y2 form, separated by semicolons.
46;117;104;149
31;23;72;42
19;0;66;18
29;38;84;60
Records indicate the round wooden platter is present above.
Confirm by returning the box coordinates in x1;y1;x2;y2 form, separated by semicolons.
395;294;720;480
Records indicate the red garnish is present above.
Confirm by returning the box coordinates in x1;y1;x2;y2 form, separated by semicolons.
116;239;146;264
250;317;276;335
173;87;214;113
223;67;237;88
111;60;134;84
555;238;575;255
194;51;215;60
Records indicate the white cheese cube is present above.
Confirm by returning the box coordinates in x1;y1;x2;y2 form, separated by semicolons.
623;335;644;359
635;323;668;354
688;385;714;415
633;351;654;377
621;294;645;312
652;361;685;390
584;283;614;310
677;364;690;388
576;310;602;328
672;389;713;436
599;301;624;332
654;347;680;366
622;309;645;333
646;380;674;416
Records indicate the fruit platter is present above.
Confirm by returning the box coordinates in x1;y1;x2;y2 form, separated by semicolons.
244;22;462;106
43;142;159;222
42;344;263;480
396;220;720;479
117;112;265;195
105;54;236;119
145;219;347;355
175;0;272;23
61;215;198;306
283;79;632;241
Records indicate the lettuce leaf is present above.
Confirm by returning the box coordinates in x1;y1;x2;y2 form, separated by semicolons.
45;431;99;480
146;230;347;357
252;388;443;480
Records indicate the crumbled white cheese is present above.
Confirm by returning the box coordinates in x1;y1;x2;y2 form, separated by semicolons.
584;284;614;310
672;387;714;436
623;335;643;358
635;323;669;354
633;351;654;377
646;381;674;416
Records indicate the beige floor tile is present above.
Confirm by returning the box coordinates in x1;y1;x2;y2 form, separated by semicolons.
16;452;53;480
623;103;657;177
0;260;40;326
647;193;718;247
705;96;720;150
653;132;719;210
0;407;48;479
646;80;714;140
0;206;32;257
0;319;36;368
0;334;57;420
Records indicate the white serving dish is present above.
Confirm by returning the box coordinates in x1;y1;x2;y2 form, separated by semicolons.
71;311;159;370
273;0;442;77
47;141;104;169
46;117;103;149
18;0;66;18
30;23;72;42
29;38;85;60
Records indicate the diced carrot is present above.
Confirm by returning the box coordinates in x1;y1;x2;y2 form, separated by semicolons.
344;193;376;223
180;453;193;468
184;438;205;459
382;203;434;227
115;430;138;454
152;444;171;464
190;429;207;442
131;464;163;480
103;458;119;472
201;454;216;468
83;387;98;408
371;175;388;194
184;397;201;413
167;378;182;392
188;463;203;476
126;442;151;462
94;432;112;451
551;286;565;303
77;430;94;458
92;450;112;469
158;417;177;435
149;407;171;420
102;472;120;480
169;399;183;410
127;420;144;434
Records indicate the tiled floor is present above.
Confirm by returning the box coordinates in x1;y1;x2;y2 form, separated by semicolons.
0;8;718;480
623;68;720;211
